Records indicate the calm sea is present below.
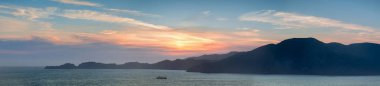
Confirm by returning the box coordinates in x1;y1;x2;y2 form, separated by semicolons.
0;67;380;86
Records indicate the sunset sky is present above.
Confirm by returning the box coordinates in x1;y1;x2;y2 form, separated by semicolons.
0;0;379;66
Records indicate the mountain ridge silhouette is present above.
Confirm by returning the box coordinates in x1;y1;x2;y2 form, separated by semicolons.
187;37;380;75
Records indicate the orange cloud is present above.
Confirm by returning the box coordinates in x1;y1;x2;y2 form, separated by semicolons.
77;29;228;52
43;27;278;56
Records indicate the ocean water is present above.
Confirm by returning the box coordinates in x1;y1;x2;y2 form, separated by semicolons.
0;67;380;86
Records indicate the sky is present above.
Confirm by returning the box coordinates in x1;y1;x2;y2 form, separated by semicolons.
0;0;379;66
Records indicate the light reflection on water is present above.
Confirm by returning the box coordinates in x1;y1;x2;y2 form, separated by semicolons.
0;67;380;86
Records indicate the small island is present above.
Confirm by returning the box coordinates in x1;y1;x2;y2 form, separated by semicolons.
45;52;237;70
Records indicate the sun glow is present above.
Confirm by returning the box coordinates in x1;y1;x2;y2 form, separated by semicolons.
174;40;186;48
170;40;203;50
162;32;220;51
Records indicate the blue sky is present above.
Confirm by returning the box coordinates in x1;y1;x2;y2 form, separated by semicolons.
0;0;379;66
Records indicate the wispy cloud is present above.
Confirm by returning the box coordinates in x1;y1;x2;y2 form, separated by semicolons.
62;10;170;30
0;5;57;20
0;5;168;30
52;0;102;7
202;11;211;16
52;0;161;18
240;10;375;32
0;17;52;31
0;16;57;41
106;8;161;18
0;17;29;32
232;29;260;37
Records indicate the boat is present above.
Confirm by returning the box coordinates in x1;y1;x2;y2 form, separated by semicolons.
156;76;167;79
